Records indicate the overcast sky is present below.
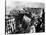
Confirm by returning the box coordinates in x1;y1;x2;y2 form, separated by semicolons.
6;0;44;8
6;0;44;15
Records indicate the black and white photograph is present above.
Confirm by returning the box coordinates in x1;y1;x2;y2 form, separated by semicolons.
5;0;45;35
